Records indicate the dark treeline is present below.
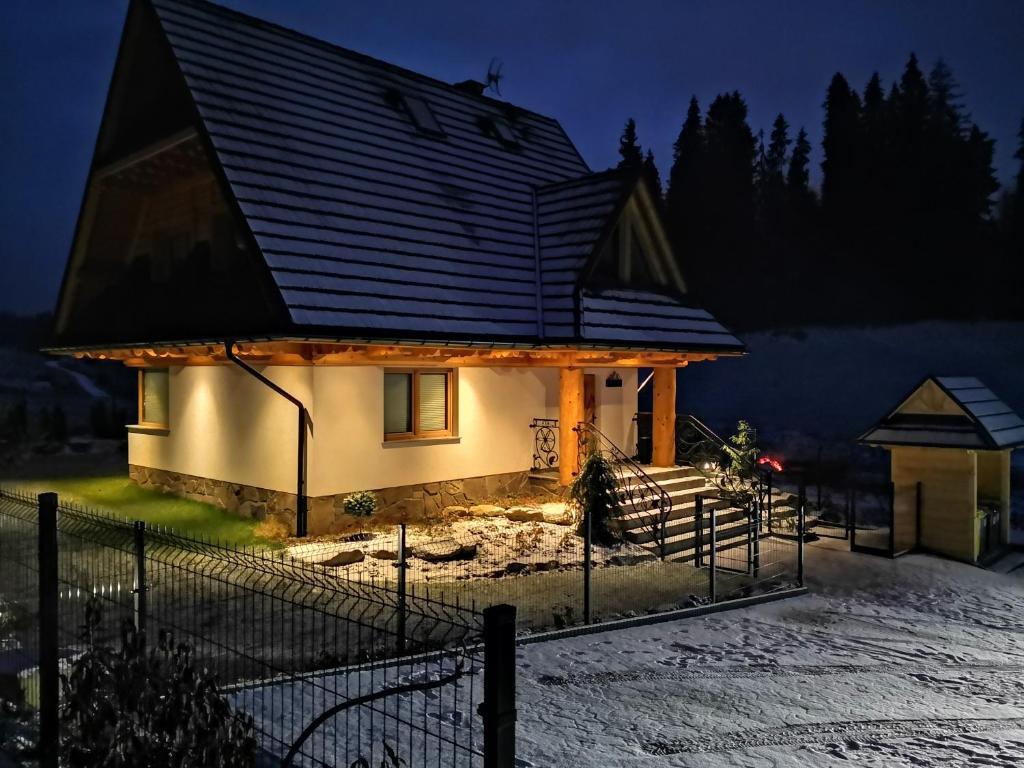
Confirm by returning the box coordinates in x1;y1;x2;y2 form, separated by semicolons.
614;54;1024;330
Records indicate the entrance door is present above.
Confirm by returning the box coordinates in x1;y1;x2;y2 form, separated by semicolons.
584;374;596;425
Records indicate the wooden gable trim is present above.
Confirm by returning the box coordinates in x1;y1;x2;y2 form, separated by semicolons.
577;172;686;296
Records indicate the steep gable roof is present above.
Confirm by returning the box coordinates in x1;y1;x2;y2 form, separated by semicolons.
53;0;743;355
858;376;1024;449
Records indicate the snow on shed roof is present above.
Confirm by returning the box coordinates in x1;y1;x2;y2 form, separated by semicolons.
858;376;1024;450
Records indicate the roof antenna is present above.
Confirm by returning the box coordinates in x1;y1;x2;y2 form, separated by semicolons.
485;58;504;96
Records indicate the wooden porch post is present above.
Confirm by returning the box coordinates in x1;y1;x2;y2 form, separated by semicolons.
652;367;677;467
559;368;584;486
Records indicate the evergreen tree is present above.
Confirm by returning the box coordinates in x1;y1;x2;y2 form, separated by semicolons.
1011;114;1019;207
642;149;663;200
860;72;890;232
617;118;643;169
703;91;756;235
666;97;706;267
753;129;768;204
821;72;863;229
786;127;813;205
701;91;757;310
927;58;966;137
964;124;998;219
891;54;930;229
765;114;791;180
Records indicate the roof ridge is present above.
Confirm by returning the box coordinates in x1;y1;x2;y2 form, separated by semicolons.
153;0;568;128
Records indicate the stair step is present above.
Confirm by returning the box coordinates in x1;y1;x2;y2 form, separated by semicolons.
628;465;704;483
666;530;759;564
617;495;734;530
653;521;758;559
624;508;751;545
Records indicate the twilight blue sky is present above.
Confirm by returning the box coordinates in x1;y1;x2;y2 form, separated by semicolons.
1;0;1022;315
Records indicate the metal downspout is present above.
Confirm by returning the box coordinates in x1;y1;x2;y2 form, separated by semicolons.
224;341;309;537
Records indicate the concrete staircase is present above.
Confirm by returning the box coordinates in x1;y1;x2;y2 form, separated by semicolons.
617;465;759;563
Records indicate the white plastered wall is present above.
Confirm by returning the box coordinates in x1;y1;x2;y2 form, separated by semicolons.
309;366;559;496
586;367;639;457
128;364;312;494
128;364;640;496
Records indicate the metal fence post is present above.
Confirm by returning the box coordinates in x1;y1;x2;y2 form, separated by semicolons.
888;481;896;557
915;481;923;550
815;446;822;513
482;604;517;768
766;471;773;534
850;485;857;549
694;494;704;568
397;523;407;654
38;492;59;768
746;505;753;576
133;520;147;644
709;505;717;603
797;494;805;588
798;474;807;532
583;504;592;624
752;500;761;578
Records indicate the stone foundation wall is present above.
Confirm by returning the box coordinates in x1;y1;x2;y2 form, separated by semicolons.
129;465;559;536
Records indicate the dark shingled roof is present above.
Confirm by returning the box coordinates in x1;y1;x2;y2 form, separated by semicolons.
102;0;743;352
858;376;1024;450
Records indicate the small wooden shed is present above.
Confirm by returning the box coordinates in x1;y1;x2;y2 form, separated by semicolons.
858;376;1024;563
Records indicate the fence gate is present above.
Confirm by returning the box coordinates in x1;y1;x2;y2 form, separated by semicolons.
850;481;896;557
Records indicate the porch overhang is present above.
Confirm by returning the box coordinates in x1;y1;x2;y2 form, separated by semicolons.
48;337;743;369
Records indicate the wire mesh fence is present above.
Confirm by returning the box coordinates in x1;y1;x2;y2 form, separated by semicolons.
0;487;512;768
285;492;805;635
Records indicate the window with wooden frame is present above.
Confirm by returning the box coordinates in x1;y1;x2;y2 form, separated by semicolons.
383;369;457;441
137;368;170;429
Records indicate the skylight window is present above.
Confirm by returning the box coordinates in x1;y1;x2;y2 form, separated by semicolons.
400;93;445;137
479;116;520;149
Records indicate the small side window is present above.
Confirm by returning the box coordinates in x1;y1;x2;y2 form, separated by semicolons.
138;369;170;428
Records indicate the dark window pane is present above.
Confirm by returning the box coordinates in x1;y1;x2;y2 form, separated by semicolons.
383;373;412;434
141;369;169;426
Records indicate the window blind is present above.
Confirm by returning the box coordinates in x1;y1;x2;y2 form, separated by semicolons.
418;373;448;432
383;373;412;434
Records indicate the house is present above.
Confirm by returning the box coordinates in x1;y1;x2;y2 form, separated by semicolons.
50;0;743;536
858;376;1024;563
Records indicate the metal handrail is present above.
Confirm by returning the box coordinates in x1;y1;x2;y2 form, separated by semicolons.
573;421;674;559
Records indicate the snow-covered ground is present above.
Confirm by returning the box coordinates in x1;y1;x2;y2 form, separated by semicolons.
244;544;1024;766
515;543;1024;766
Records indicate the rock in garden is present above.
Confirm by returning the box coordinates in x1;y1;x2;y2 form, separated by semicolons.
541;509;573;525
505;561;531;575
533;560;560;572
369;550;398;560
468;504;504;517
412;540;478;562
441;505;470;516
505;507;545;522
320;549;365;567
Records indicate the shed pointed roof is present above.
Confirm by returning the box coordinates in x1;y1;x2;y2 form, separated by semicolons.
53;0;743;355
858;376;1024;450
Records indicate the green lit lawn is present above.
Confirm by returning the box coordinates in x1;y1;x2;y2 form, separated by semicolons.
7;475;278;548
